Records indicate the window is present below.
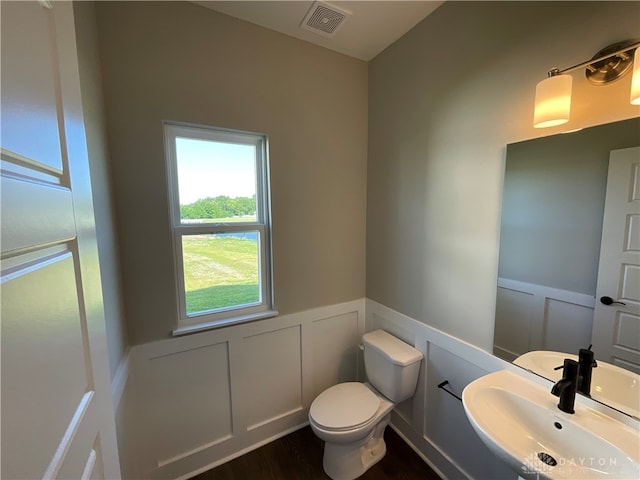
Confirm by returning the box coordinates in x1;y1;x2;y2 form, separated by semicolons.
164;122;275;334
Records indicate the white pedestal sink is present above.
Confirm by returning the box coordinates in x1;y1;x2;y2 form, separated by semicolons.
462;370;640;479
514;350;640;418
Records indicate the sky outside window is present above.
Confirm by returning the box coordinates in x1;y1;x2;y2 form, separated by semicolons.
175;137;257;205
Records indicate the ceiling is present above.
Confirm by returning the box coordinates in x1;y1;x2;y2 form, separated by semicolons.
193;1;444;61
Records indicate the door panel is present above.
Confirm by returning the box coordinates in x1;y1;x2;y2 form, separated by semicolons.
1;177;76;252
1;1;120;478
592;147;640;373
1;251;93;478
0;0;63;172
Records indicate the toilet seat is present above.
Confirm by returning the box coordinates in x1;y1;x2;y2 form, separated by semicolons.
309;382;381;431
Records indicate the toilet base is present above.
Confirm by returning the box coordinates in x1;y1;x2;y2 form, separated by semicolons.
322;414;391;480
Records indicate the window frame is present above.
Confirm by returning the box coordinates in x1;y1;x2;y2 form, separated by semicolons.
164;122;276;335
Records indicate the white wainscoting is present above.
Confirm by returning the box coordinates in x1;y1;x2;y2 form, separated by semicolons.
494;278;596;362
117;298;518;479
117;299;365;479
116;298;636;480
366;300;518;480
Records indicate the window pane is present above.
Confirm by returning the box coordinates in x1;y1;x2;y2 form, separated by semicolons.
176;137;257;223
182;232;261;315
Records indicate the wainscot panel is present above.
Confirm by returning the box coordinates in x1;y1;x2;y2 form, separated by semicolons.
495;278;595;361
312;311;361;398
240;325;303;431
148;342;232;466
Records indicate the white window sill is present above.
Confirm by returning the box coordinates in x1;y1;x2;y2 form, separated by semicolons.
172;310;279;337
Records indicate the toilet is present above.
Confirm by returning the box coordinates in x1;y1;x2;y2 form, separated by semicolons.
308;329;423;480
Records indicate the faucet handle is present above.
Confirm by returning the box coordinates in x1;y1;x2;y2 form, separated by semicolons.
579;345;597;368
559;358;580;379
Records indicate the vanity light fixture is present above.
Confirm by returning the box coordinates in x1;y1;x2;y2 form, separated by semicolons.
534;40;640;128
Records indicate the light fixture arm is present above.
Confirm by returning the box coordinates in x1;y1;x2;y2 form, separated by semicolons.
547;41;640;77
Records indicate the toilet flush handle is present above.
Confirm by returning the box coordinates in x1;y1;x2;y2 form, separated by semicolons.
359;343;364;351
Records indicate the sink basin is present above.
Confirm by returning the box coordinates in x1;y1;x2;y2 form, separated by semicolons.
514;350;640;418
462;370;640;479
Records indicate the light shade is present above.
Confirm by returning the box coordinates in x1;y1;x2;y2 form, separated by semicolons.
533;74;572;128
631;48;640;105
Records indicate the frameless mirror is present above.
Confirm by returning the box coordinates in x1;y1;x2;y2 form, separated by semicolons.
493;117;640;417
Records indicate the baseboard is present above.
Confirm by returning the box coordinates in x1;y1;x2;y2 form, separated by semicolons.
175;421;310;480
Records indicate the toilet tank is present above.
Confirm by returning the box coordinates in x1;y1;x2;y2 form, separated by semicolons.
362;330;423;402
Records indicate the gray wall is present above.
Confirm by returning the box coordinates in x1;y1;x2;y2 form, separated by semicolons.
499;118;640;295
74;2;128;378
95;1;368;344
367;1;640;350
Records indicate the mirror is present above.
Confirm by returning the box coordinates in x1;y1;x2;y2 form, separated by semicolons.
493;117;640;416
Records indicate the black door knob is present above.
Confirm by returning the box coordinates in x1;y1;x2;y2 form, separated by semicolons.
600;296;626;306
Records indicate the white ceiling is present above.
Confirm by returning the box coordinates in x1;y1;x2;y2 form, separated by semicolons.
193;1;444;61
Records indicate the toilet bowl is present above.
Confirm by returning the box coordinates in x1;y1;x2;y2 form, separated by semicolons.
308;330;423;480
309;382;395;480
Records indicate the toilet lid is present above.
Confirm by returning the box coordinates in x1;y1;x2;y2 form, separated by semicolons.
310;382;380;431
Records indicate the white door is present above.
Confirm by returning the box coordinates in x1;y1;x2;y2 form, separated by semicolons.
592;146;640;374
1;2;121;478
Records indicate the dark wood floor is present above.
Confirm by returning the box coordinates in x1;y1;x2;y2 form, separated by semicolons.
191;426;441;480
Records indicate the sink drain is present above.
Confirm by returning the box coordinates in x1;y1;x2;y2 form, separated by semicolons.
537;452;558;466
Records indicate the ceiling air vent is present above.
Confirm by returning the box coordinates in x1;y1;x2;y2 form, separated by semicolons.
300;1;350;38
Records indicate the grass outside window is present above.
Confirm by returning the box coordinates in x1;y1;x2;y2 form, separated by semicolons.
182;234;260;314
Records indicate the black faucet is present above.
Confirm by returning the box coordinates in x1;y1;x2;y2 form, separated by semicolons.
551;359;580;414
577;345;597;397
